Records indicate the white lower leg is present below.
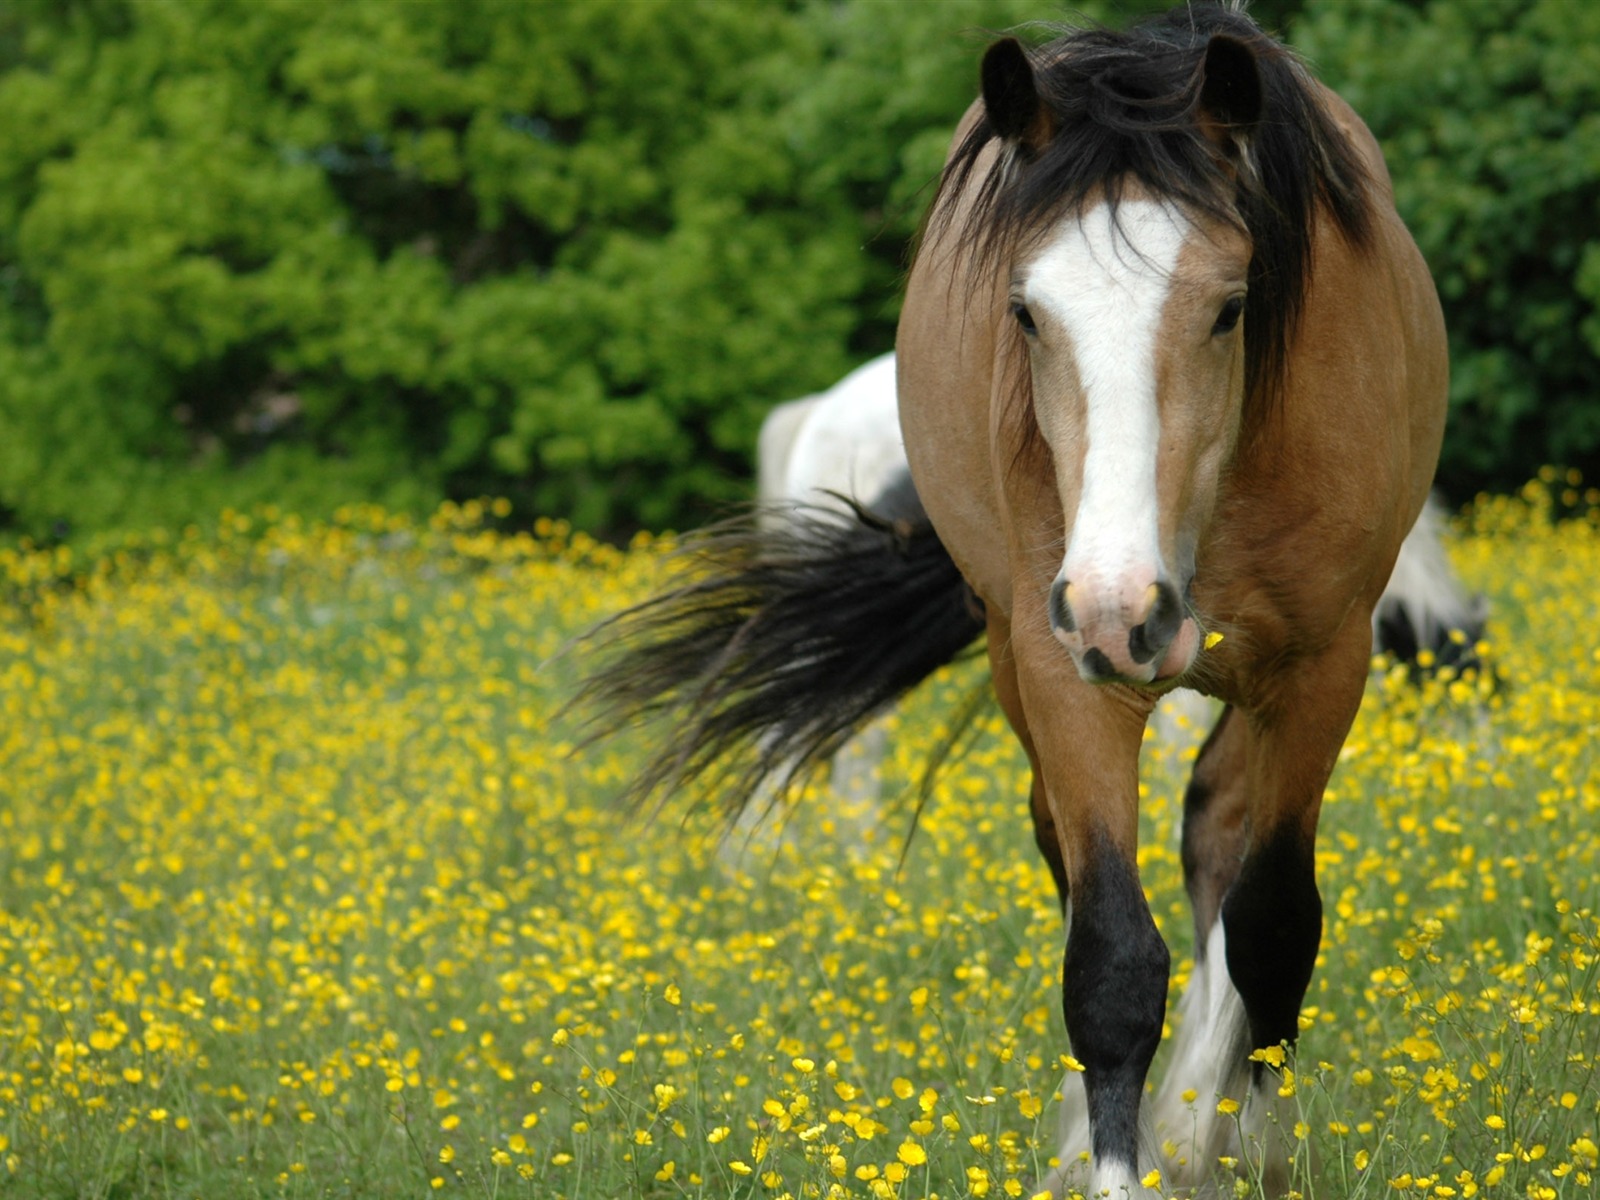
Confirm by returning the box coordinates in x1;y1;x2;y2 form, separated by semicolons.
1041;901;1094;1195
1039;1075;1165;1199
1089;1160;1163;1199
1150;920;1301;1194
1151;920;1248;1188
1038;1064;1093;1196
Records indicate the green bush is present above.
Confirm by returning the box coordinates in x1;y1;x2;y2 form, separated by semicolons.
0;2;796;536
0;0;1057;540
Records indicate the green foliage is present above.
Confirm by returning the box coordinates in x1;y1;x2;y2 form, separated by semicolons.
0;0;872;537
1295;0;1600;497
0;0;1595;538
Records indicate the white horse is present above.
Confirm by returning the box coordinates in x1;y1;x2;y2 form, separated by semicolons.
758;353;903;525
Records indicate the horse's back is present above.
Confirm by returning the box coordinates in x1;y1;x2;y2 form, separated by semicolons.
788;353;902;507
897;102;1017;611
764;352;905;516
756;393;820;508
1218;96;1448;628
1313;80;1447;489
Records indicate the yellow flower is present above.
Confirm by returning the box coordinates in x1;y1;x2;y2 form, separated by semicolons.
1248;1044;1285;1068
897;1141;927;1166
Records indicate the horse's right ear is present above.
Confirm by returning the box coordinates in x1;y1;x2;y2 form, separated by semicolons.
1196;34;1263;148
982;38;1052;150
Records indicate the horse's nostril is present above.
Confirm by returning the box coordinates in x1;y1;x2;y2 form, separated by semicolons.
1128;580;1183;664
1049;576;1076;633
1080;647;1115;679
1128;624;1158;664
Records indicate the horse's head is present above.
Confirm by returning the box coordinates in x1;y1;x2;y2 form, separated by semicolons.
979;33;1267;686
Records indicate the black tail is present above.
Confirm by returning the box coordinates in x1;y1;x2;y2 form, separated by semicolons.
571;490;984;817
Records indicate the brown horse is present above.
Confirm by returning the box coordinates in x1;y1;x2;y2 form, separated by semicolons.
578;6;1445;1196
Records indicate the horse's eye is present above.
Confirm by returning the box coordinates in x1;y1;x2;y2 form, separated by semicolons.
1212;296;1245;336
1012;303;1037;336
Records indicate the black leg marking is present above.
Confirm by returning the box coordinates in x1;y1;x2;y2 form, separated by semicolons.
1221;824;1322;1052
1062;830;1170;1172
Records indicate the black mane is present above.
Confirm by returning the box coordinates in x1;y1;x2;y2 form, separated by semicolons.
932;4;1374;414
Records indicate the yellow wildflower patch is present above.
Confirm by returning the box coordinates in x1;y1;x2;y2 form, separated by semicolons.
0;482;1597;1194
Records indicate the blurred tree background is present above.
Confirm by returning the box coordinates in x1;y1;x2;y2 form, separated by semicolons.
0;0;1595;541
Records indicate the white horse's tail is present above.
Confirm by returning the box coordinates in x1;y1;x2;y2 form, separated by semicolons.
1371;495;1487;676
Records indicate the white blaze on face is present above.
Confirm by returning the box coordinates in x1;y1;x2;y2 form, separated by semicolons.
1024;199;1188;610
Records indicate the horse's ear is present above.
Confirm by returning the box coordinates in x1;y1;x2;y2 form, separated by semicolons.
982;38;1053;150
1196;33;1263;149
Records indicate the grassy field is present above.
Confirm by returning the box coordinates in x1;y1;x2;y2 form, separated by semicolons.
2;475;1599;1199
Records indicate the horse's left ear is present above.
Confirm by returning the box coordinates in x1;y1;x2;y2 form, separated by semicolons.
982;37;1054;152
1196;34;1263;150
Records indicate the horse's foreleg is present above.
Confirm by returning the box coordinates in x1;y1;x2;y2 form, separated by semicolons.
987;617;1070;909
1008;637;1165;1200
1056;822;1170;1199
1153;705;1253;1189
1161;629;1371;1195
1180;705;1249;936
